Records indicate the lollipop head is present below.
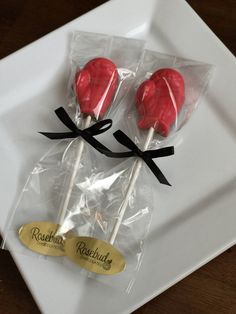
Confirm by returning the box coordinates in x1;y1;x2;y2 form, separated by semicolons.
75;58;118;119
136;68;185;136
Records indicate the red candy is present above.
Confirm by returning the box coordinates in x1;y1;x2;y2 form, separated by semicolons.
75;58;118;119
136;68;185;136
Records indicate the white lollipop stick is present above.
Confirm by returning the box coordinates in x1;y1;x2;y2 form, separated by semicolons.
108;127;155;245
57;115;92;225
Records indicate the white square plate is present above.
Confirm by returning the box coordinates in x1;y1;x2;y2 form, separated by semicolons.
0;0;236;313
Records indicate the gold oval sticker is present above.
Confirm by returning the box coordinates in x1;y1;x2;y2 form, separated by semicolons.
65;236;126;275
19;221;65;256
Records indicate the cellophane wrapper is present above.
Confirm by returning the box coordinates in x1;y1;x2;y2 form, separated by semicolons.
61;50;214;291
114;49;214;148
1;32;145;264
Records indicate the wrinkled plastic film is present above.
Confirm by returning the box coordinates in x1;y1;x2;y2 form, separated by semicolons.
1;44;214;293
115;50;214;149
62;156;154;291
57;32;145;231
1;32;145;265
72;50;214;290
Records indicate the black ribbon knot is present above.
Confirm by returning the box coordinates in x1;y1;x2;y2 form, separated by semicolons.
39;107;112;152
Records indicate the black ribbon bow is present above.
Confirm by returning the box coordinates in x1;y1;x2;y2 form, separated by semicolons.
100;130;174;186
39;107;112;153
40;107;174;186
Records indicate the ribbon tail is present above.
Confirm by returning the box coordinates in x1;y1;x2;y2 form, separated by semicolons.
113;130;139;151
144;158;171;186
39;132;76;139
55;107;78;132
81;134;112;154
146;146;175;158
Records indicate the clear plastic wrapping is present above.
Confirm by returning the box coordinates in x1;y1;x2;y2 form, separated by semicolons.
60;50;214;291
1;31;145;259
114;50;214;148
2;42;214;293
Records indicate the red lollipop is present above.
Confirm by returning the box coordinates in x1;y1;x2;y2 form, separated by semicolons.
109;68;185;245
58;58;118;227
75;57;118;119
136;68;185;136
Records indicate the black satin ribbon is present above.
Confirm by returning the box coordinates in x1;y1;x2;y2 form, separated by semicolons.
39;107;112;152
40;107;173;186
100;130;174;186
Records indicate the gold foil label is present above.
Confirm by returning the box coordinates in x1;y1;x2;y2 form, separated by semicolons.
19;221;65;256
65;236;126;275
